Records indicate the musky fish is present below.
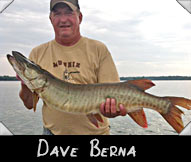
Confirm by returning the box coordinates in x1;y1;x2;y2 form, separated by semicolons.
7;51;191;133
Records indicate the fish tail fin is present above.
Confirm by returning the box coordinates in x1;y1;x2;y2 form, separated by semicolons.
161;97;191;133
165;97;191;110
161;105;184;133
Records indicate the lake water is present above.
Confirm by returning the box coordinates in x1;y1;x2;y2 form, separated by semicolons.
0;81;191;135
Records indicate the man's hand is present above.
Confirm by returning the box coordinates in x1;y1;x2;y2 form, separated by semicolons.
100;98;127;118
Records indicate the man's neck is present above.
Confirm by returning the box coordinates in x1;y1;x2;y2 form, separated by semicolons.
55;35;81;46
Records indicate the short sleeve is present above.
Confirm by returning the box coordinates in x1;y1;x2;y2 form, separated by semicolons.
97;45;120;83
29;48;37;63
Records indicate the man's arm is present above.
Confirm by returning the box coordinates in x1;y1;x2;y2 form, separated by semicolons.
96;44;127;118
19;84;34;110
17;48;38;110
16;74;34;111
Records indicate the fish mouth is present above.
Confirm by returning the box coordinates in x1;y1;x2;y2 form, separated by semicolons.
12;51;28;65
7;51;35;69
7;51;26;72
7;51;42;80
7;54;14;66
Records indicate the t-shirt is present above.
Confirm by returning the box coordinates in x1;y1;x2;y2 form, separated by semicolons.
29;36;120;135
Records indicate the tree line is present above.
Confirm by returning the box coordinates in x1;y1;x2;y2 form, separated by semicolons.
1;75;191;81
120;76;191;81
0;76;17;81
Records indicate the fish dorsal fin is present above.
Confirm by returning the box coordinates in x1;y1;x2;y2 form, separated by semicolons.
128;108;148;128
32;92;39;112
126;79;155;91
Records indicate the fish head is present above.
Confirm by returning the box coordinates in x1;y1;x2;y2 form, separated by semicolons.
7;51;47;91
7;51;40;80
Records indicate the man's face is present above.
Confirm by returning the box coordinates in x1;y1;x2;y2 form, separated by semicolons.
50;4;82;42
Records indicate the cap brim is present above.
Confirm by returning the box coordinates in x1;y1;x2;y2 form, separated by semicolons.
51;1;77;11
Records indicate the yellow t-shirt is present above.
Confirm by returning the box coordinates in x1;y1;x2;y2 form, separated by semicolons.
29;36;120;135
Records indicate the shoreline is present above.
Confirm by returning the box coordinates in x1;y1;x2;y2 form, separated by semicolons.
1;75;191;81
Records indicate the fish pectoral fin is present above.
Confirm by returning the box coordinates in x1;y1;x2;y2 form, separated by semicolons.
127;79;155;91
87;114;99;128
32;92;39;112
94;114;104;123
128;108;148;128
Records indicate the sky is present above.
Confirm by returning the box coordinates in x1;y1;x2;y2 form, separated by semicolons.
0;0;191;77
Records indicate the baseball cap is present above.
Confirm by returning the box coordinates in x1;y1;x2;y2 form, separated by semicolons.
50;0;80;11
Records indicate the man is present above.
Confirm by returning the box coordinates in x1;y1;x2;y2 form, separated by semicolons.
19;0;127;135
